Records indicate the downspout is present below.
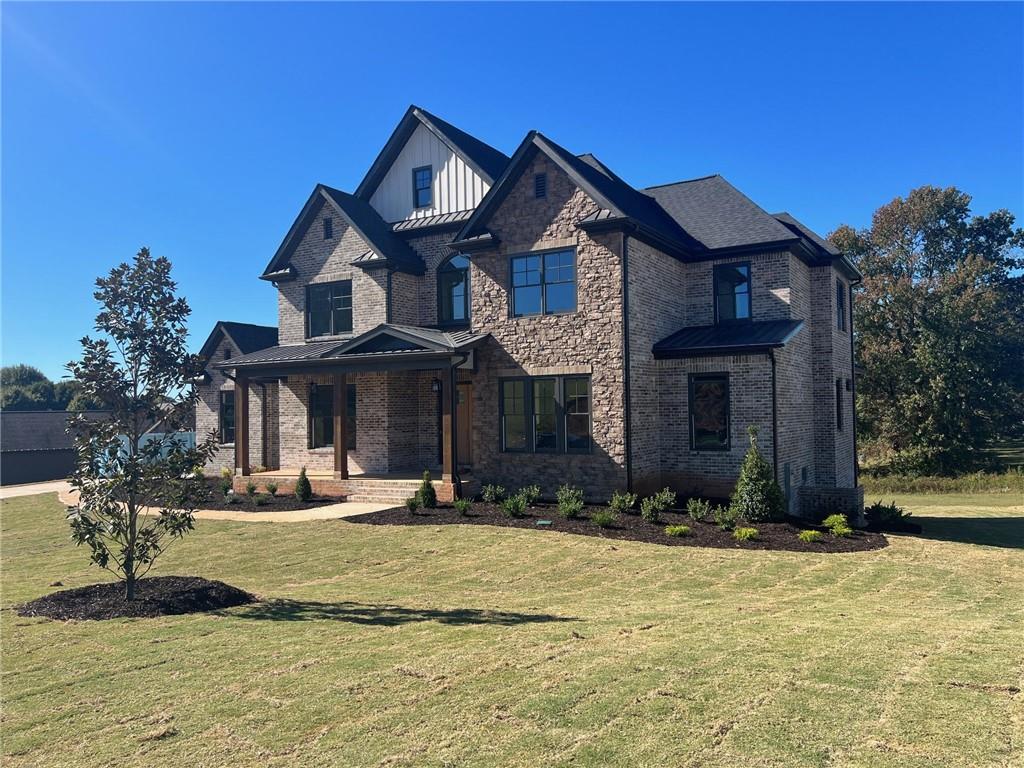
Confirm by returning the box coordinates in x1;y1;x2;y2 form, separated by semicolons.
768;348;778;481
620;230;633;492
849;278;860;485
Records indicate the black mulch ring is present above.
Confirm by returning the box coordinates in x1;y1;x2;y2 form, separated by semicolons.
192;478;342;513
347;504;888;552
17;576;256;621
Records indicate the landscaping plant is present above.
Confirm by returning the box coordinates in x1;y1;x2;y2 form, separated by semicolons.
418;470;437;508
609;490;638;515
264;481;278;497
797;529;824;543
729;426;786;522
641;488;676;524
864;499;910;529
686;498;713;522
254;494;270;507
556;484;585;519
219;478;232;497
823;513;853;537
665;524;691;537
501;493;527;518
519;484;541;506
482;484;505;503
245;481;257;498
733;526;759;542
405;496;421;513
294;467;312;502
713;504;740;530
453;498;472;516
65;248;217;600
591;509;616;528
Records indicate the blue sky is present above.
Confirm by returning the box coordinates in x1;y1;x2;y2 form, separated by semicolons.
2;2;1021;381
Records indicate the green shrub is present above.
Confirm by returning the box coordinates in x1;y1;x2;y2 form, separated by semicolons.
609;490;638;515
518;484;541;506
664;524;691;537
254;494;270;507
453;498;472;516
418;470;437;509
733;526;759;541
823;513;853;537
797;529;824;543
405;496;420;512
220;466;232;481
482;484;506;503
640;487;676;524
864;499;910;528
686;498;713;522
219;479;232;497
294;466;312;502
245;481;257;498
264;481;278;496
502;493;527;518
729;426;786;523
713;504;740;530
591;509;616;528
226;494;242;505
556;485;585;519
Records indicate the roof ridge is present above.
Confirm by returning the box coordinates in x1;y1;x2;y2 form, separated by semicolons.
642;174;722;191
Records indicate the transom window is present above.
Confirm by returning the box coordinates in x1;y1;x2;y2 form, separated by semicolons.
689;374;730;451
510;249;576;317
714;263;751;323
500;376;591;454
836;279;847;331
219;391;235;444
307;280;352;338
437;254;470;326
412;165;432;208
308;383;357;450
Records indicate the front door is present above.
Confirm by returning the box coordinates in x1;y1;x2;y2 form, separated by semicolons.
456;383;473;469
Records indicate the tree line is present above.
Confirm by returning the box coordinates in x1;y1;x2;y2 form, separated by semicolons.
0;365;101;411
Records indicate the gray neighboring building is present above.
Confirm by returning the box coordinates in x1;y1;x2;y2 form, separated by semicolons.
197;105;862;516
0;411;104;485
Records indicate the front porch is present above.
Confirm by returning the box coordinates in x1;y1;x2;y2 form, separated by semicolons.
234;468;479;504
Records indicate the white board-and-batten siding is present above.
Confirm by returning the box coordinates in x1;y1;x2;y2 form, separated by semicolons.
369;123;490;223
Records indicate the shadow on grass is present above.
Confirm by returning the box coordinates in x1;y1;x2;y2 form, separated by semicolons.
225;599;577;626
904;517;1024;549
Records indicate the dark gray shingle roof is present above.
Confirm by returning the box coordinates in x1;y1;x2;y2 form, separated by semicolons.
772;212;841;256
653;319;804;359
1;410;109;452
644;175;799;252
199;321;278;360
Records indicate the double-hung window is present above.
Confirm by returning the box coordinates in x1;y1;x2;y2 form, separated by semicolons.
412;165;432;208
689;374;730;450
714;263;751;323
308;383;357;450
510;249;576;317
836;279;847;331
500;376;591;454
219;391;235;444
307;280;352;337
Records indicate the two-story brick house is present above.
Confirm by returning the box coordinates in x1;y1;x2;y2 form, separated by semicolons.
196;105;863;516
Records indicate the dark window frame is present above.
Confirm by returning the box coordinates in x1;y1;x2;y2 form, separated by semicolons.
323;217;333;240
412;165;432;209
436;254;471;327
836;278;847;332
534;172;547;199
219;390;235;445
713;262;752;325
498;375;592;454
307;382;357;450
688;373;731;452
508;248;577;318
305;279;353;339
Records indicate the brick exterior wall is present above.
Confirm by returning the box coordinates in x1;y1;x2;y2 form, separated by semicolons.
467;153;626;501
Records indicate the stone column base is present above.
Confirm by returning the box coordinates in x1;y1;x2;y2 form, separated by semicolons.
797;486;866;526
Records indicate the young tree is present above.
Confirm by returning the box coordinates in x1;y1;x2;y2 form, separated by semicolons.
66;248;217;600
831;186;1024;475
729;426;786;523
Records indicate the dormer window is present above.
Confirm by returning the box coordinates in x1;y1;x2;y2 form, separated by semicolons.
413;166;432;208
323;217;333;240
714;263;751;324
438;254;470;326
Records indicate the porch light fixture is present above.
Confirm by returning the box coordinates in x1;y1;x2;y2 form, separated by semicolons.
431;378;442;393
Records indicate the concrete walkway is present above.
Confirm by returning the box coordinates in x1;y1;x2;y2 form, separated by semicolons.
1;481;388;522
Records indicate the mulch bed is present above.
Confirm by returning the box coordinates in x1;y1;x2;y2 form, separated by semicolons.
346;503;888;552
17;576;256;620
193;478;342;513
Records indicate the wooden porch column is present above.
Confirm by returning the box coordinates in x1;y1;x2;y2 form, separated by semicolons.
234;374;250;476
442;362;460;495
333;373;348;480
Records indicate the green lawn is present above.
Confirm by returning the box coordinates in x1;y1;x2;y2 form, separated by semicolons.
2;492;1022;767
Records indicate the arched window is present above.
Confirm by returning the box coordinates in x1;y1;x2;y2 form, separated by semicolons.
437;254;470;326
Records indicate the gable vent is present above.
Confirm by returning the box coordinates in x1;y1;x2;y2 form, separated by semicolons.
534;173;547;199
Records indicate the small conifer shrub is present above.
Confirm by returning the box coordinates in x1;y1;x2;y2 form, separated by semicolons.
729;427;786;523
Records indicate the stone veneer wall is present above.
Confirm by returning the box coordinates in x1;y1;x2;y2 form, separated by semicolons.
467;152;626;501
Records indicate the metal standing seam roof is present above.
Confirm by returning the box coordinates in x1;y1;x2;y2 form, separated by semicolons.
653;319;804;359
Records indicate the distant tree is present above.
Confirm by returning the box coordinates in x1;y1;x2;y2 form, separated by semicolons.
831;186;1024;475
66;248;217;600
0;365;55;410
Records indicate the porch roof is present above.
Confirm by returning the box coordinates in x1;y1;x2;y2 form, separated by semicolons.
653;319;804;359
217;323;488;373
